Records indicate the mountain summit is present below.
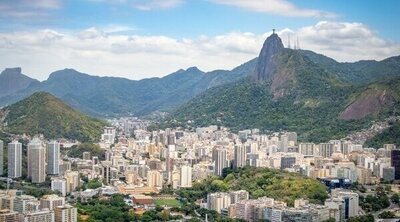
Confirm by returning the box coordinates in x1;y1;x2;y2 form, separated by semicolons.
252;32;284;82
0;67;39;98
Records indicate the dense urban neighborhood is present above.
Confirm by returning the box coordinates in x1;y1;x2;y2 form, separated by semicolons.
0;115;400;221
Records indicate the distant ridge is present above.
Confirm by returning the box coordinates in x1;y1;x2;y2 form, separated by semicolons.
0;61;256;116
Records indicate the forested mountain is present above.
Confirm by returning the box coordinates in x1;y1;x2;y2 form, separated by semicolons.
165;33;400;143
0;92;106;142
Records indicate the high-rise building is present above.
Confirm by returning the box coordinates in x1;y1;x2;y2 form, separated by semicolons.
0;209;19;222
167;133;176;145
59;161;71;176
207;192;231;213
325;198;345;222
64;171;80;194
382;167;395;182
180;166;192;188
47;141;60;175
147;170;163;188
299;143;315;156
0;196;15;211
7;141;22;178
0;140;3;175
101;161;118;185
102;127;116;144
13;195;40;213
280;134;289;152
287;132;298;146
246;153;260;167
319;143;334;158
40;195;65;211
234;145;246;169
229;190;249;204
391;149;400;180
281;156;296;170
28;139;46;183
51;178;67;197
331;189;359;219
21;209;54;222
54;204;78;222
212;148;228;176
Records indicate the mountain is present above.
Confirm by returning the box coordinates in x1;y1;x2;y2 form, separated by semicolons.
252;32;284;82
0;61;256;117
339;81;400;120
299;50;400;84
0;68;39;98
0;92;106;142
1;37;399;119
165;33;400;143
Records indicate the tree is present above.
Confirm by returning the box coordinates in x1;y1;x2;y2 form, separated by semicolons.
85;178;102;189
378;211;396;219
391;193;400;204
347;214;374;222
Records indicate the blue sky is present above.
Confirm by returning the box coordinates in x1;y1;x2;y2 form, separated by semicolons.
0;0;399;80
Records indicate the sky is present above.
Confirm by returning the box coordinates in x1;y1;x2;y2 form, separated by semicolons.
0;0;399;81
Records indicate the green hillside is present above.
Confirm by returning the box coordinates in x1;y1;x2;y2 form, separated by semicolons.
1;92;106;142
365;120;400;148
165;46;400;143
165;50;365;142
176;167;328;207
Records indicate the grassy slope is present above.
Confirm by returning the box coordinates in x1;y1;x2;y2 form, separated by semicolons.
2;92;105;142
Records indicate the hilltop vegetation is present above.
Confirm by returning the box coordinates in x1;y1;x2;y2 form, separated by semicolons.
176;166;328;206
0;92;106;142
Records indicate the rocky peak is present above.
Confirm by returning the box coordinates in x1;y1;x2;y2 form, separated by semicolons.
252;32;284;82
1;67;22;76
0;68;38;97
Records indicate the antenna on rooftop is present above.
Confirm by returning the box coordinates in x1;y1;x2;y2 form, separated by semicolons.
272;29;275;34
287;34;291;49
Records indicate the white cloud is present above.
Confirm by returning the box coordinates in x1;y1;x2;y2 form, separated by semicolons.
102;24;136;33
291;21;400;62
0;0;61;19
210;0;336;18
133;0;184;10
90;0;184;10
0;21;399;81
